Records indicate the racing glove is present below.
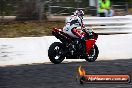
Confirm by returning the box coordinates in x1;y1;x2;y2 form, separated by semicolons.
82;28;86;32
81;34;85;41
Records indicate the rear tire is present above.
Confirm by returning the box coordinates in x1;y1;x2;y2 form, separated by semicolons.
48;42;65;64
85;44;99;62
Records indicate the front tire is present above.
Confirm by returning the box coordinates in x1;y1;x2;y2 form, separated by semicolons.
48;42;65;64
85;44;99;62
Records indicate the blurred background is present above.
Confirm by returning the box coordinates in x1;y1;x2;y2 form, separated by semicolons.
0;0;132;21
0;0;132;37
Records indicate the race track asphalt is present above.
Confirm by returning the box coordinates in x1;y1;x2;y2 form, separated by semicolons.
0;59;132;88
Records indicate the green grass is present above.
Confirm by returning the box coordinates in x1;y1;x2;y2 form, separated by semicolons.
0;21;64;38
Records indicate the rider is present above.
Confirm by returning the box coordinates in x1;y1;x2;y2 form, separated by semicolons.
63;9;92;40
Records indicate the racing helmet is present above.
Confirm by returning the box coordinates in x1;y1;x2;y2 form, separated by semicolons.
74;9;84;19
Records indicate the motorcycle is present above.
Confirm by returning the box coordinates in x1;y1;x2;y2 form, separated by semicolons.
48;28;99;64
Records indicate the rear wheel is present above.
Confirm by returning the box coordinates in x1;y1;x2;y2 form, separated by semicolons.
85;44;99;62
48;42;65;64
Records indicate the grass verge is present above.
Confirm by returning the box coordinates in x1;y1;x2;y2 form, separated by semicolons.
0;21;64;38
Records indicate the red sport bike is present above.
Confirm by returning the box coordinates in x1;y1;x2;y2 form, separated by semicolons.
48;28;99;64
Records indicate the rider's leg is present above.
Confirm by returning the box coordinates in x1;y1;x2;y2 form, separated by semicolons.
71;28;86;54
71;28;82;38
71;28;85;38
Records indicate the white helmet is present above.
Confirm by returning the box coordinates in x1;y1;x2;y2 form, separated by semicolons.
74;9;84;19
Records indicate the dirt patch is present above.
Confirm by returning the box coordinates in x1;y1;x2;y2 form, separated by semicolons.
0;21;64;38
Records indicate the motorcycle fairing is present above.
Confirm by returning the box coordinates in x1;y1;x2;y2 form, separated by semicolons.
85;39;96;54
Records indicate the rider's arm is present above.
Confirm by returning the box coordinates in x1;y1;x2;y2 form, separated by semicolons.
77;16;85;29
77;17;93;35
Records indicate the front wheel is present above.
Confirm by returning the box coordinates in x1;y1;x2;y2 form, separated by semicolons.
48;42;65;64
85;44;99;62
